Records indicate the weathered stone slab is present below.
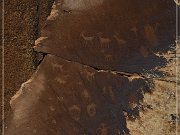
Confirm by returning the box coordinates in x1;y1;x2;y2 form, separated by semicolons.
6;55;150;135
34;0;176;73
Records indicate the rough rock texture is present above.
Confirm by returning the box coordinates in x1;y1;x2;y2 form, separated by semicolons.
4;0;179;135
0;0;3;130
127;47;180;135
6;54;151;135
35;0;175;74
3;0;54;124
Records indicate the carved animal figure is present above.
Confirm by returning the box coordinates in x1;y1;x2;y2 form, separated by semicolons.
105;54;113;61
97;32;111;48
113;33;127;45
80;31;94;47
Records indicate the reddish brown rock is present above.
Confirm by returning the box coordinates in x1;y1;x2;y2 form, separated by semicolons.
5;55;150;135
3;0;54;125
5;0;177;135
34;0;175;73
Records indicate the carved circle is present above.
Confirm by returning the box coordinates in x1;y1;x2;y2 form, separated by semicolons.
68;105;81;121
87;103;96;117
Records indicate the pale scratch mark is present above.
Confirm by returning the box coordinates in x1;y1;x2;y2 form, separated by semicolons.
103;87;107;95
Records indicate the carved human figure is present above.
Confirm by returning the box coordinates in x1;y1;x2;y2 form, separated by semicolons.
130;27;138;41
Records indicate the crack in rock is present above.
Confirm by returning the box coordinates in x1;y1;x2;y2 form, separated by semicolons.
5;0;176;135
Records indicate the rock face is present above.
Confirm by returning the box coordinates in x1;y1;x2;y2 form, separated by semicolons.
5;0;176;135
6;55;150;135
3;0;54;124
34;0;175;73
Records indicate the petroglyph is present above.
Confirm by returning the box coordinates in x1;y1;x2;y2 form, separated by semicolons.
68;105;81;121
52;119;57;125
105;54;113;61
108;87;115;102
85;70;95;80
80;31;94;47
96;123;108;135
52;63;63;71
87;103;96;117
97;32;111;48
57;96;64;102
81;89;90;99
113;33;127;45
6;0;176;134
49;106;56;112
103;87;107;95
